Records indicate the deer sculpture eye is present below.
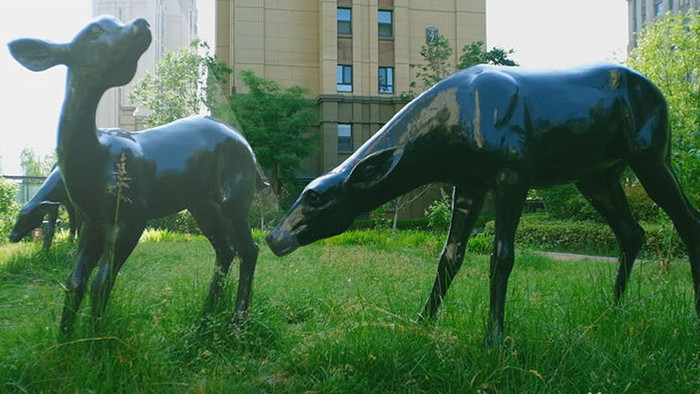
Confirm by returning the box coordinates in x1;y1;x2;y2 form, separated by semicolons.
305;190;324;207
87;24;106;37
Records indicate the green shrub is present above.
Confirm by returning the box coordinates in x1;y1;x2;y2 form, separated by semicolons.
535;177;661;223
467;235;492;255
624;181;660;221
349;217;430;231
486;215;685;259
0;178;19;240
139;228;192;243
535;184;600;221
148;210;201;235
425;189;451;232
369;203;391;229
395;218;430;230
319;229;441;250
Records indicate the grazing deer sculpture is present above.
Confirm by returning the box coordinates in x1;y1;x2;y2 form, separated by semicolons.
267;63;700;345
9;166;78;251
9;16;266;335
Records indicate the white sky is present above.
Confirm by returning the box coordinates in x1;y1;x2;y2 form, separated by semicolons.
0;0;627;175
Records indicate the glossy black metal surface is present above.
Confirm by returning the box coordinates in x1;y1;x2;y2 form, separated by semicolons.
9;166;78;250
9;16;266;335
268;63;700;345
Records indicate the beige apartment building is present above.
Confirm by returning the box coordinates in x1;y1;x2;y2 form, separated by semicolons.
627;0;699;49
215;0;486;181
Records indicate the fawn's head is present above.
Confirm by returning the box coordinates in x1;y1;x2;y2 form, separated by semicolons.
8;201;59;243
9;16;151;90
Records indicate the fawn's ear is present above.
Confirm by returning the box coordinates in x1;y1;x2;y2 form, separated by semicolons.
8;38;69;72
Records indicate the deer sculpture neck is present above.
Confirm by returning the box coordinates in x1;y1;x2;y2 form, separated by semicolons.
57;74;102;169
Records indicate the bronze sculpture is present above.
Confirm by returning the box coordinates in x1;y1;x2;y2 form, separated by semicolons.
9;166;78;251
267;63;700;345
9;16;266;335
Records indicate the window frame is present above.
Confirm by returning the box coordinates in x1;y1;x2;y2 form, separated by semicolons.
338;7;352;35
337;65;353;92
378;10;393;38
378;66;394;94
337;123;353;152
654;0;664;16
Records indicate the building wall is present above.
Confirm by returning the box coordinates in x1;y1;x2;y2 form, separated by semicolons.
627;0;699;50
93;0;198;130
217;0;486;178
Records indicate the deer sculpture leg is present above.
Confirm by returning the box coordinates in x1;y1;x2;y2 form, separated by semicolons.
228;208;259;323
575;167;646;301
630;158;700;315
419;187;486;321
67;204;78;243
191;200;258;324
90;220;147;329
487;172;528;347
61;223;105;335
190;203;236;313
43;205;59;252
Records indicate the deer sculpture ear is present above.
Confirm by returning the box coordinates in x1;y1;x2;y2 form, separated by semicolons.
8;38;70;72
346;147;404;190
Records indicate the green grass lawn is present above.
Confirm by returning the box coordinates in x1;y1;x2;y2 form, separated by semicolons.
1;230;699;393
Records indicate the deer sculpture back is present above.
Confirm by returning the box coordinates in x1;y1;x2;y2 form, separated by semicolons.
9;16;266;335
267;63;700;345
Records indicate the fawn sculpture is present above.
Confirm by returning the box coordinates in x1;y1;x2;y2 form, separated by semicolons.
9;166;78;251
9;16;266;335
267;63;700;345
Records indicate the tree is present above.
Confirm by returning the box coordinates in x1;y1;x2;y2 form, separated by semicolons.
407;34;453;96
458;41;518;69
404;35;518;98
390;186;431;235
627;10;700;201
228;70;318;196
130;39;232;128
20;148;55;177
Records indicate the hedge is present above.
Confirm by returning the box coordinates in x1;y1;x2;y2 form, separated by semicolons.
484;215;685;260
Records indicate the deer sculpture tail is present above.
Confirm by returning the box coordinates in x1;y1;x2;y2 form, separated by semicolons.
255;166;270;191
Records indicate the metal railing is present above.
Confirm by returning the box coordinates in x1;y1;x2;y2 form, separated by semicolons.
2;175;47;205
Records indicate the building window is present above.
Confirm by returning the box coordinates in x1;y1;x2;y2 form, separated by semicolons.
379;67;394;94
338;7;352;35
378;10;393;37
338;124;353;152
337;65;353;92
654;0;664;15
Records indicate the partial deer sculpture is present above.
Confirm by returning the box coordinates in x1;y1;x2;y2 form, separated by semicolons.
9;16;266;335
267;63;700;346
9;166;78;251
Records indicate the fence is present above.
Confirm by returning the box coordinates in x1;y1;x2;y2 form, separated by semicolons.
2;175;47;205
